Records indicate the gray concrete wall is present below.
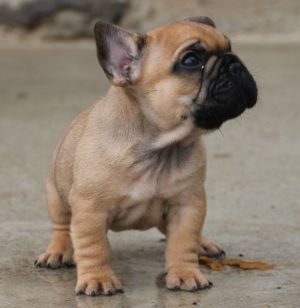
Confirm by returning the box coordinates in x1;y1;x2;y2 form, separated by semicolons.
0;0;300;42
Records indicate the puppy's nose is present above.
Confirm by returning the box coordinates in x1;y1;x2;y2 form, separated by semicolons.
229;62;243;76
220;55;257;109
229;60;257;109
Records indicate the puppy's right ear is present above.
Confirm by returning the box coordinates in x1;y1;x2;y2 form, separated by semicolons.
94;21;146;87
185;16;216;28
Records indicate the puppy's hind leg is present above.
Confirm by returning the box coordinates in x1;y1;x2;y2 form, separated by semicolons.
35;181;74;269
157;220;225;259
199;235;225;259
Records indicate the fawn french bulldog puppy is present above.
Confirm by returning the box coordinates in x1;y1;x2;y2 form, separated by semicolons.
35;17;257;296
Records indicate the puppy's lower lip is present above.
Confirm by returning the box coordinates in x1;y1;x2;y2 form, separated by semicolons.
191;99;248;129
193;119;223;130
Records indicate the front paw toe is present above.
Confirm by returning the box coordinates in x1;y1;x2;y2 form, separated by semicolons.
166;267;212;291
35;251;75;269
76;273;123;296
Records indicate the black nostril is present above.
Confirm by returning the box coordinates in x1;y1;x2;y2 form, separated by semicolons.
229;62;242;76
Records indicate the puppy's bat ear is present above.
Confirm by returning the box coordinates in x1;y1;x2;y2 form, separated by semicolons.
94;20;146;87
185;16;216;28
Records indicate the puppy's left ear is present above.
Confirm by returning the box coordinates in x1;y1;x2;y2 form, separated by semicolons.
94;21;146;86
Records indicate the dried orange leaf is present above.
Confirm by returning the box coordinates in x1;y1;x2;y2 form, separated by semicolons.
199;256;275;271
199;256;225;271
222;258;275;270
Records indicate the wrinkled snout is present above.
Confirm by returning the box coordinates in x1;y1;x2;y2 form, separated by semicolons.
192;54;257;129
212;54;257;108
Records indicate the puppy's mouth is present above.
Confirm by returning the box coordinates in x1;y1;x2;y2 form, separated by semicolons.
192;54;257;129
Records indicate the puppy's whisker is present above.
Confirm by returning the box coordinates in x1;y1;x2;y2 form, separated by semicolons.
218;128;225;138
236;115;244;126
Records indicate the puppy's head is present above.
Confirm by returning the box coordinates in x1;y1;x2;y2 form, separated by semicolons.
94;18;257;132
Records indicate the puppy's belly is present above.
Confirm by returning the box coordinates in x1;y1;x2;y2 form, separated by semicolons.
110;180;186;231
110;198;166;231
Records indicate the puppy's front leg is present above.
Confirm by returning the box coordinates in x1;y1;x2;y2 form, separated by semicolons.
70;194;122;296
165;189;212;291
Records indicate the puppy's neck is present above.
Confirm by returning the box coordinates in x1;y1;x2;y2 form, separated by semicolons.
151;121;196;149
105;86;198;150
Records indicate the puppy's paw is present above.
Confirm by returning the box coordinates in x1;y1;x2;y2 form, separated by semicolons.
35;232;74;269
76;271;123;296
199;236;225;259
166;266;212;291
35;250;75;269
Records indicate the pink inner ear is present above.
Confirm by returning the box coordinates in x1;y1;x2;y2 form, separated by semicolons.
108;40;134;78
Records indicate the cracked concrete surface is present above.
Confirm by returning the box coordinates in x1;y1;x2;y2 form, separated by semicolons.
0;43;299;307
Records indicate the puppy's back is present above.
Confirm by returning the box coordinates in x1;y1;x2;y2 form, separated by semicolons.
48;105;94;205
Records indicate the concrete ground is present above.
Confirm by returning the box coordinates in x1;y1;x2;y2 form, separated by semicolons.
0;43;299;307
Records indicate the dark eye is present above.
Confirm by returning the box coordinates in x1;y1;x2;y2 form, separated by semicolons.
181;52;201;67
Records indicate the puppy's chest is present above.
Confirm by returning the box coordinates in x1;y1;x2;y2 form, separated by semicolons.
126;142;203;201
111;142;205;231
